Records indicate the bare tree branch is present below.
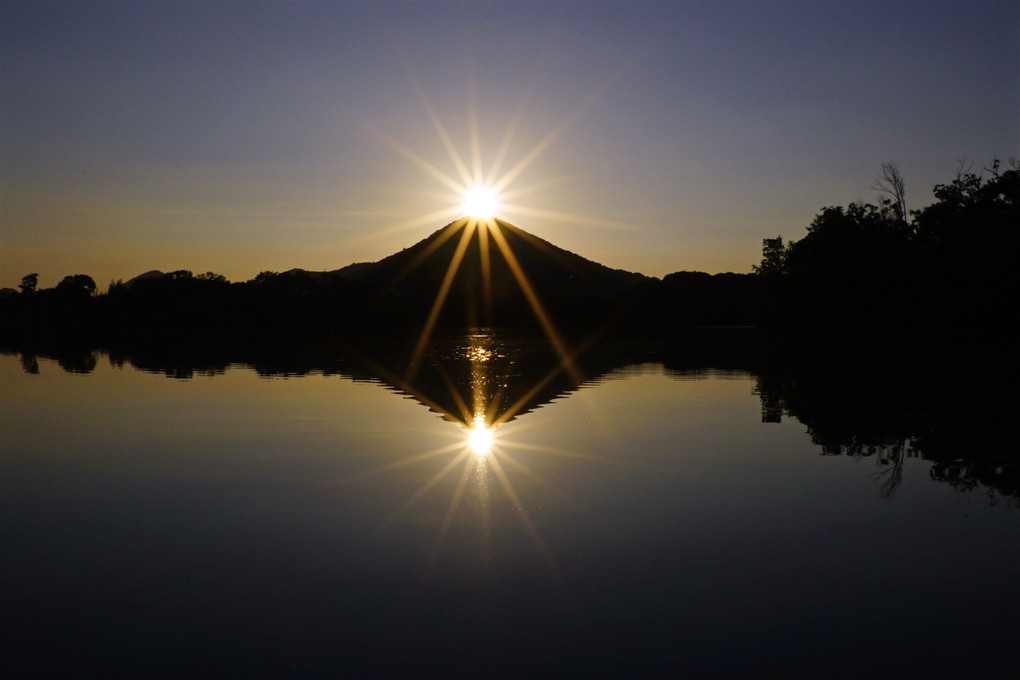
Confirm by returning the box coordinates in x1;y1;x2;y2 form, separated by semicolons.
871;161;907;224
954;157;974;180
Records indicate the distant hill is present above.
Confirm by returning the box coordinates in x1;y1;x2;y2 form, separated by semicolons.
332;261;376;280
124;270;164;289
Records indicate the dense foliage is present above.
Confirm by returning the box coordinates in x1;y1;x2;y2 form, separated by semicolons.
752;161;1019;333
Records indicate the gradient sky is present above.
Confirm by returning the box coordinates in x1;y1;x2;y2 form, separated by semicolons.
2;0;1017;289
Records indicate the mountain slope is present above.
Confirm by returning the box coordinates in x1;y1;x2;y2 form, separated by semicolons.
334;218;652;328
342;218;644;293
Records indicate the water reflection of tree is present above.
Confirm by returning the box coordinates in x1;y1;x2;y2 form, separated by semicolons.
19;352;39;374
753;340;1017;502
55;348;98;374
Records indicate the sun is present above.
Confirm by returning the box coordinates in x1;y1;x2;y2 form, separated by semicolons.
461;185;500;219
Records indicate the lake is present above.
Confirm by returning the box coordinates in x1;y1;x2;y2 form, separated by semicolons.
2;333;1017;678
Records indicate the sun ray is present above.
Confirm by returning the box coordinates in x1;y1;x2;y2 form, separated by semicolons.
488;447;544;487
495;175;574;203
491;118;575;194
407;220;477;377
359;120;465;194
477;218;493;324
501;202;635;231
346;207;463;249
484;222;583;385
486;452;557;570
483;382;509;429
466;64;484;186
434;359;474;426
495;439;619;466
492;362;570;427
483;79;538;187
412;81;474;188
484;395;507;429
502;434;673;475
484;106;524;187
328;441;467;487
481;23;562;187
489;77;611;195
392;449;472;518
491;42;653;195
390;218;465;286
338;340;527;437
479;351;522;426
421;453;476;581
461;20;485;187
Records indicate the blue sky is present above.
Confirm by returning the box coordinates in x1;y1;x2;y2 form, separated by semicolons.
2;1;1017;288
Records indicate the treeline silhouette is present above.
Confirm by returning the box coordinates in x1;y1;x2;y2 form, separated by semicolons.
1;160;1016;344
2;268;402;345
751;160;1019;335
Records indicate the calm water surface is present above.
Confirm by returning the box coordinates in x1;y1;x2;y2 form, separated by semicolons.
2;338;1017;678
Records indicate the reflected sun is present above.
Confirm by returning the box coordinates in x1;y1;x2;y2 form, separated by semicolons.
467;415;494;455
461;185;500;219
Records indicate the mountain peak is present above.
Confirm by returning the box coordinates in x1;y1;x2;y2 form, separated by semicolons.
332;217;650;329
344;218;648;290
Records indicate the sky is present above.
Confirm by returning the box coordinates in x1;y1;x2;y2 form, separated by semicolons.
2;0;1018;289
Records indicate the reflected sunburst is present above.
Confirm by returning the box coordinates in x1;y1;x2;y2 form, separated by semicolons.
466;415;494;455
341;331;630;581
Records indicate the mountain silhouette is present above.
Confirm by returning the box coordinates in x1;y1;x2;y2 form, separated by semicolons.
341;217;647;290
331;217;652;328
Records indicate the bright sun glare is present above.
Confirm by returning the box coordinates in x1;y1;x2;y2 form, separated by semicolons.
461;185;500;219
467;416;494;455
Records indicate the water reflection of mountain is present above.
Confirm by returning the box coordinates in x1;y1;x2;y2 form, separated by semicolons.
6;334;1015;499
9;334;655;426
341;332;601;427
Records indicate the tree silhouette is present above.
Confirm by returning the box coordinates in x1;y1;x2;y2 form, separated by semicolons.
871;161;907;225
55;274;97;299
18;273;38;295
779;202;911;328
752;237;788;277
